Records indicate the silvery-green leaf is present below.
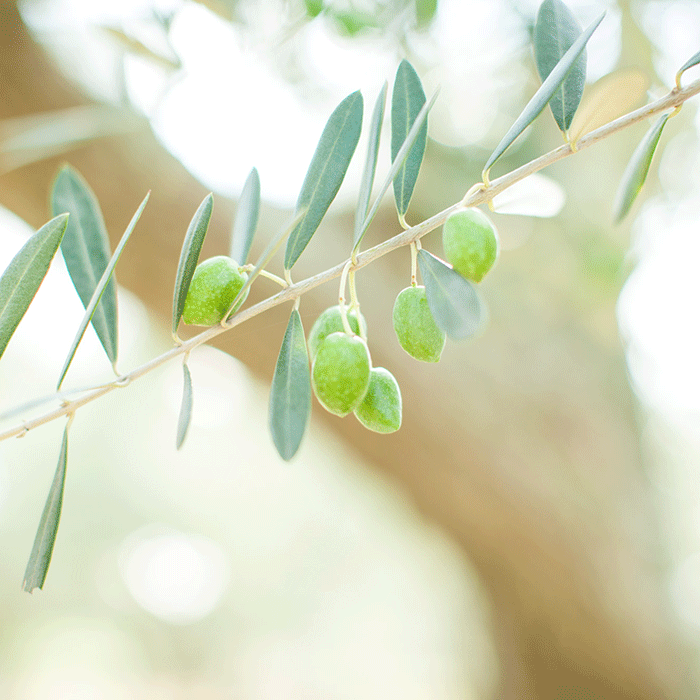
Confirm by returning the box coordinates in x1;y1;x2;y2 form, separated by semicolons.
51;165;117;364
57;193;149;389
534;0;585;133
613;113;670;223
483;11;604;178
23;425;69;592
356;89;438;250
417;249;483;340
172;194;213;335
391;60;427;220
176;362;193;450
230;168;260;265
354;83;387;248
269;309;311;460
0;213;68;361
285;91;363;270
676;49;700;87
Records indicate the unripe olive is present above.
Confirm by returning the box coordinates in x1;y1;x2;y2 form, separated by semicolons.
312;332;371;416
442;208;499;283
307;305;368;360
354;367;402;433
182;255;249;326
392;285;445;363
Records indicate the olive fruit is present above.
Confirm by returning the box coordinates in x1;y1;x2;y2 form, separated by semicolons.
442;208;499;283
312;332;371;416
307;305;368;360
354;367;402;433
182;255;249;326
392;285;445;362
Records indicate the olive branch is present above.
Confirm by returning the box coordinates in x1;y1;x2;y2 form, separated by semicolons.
4;0;700;590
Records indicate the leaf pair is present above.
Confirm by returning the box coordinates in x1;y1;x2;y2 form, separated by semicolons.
172;167;261;336
354;61;434;251
172;169;261;449
49;166;150;390
56;188;150;390
484;2;604;178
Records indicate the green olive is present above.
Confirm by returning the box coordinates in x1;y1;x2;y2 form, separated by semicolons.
442;208;499;283
354;367;402;433
392;285;445;362
182;255;249;326
312;332;371;416
307;305;367;360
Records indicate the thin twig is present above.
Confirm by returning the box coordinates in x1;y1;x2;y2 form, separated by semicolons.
1;78;699;443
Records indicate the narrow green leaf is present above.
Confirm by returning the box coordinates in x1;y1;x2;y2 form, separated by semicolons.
613;113;670;223
483;11;604;178
176;362;193;450
355;89;438;252
676;49;700;87
391;60;428;221
23;425;69;592
284;91;363;270
417;249;483;340
51;165;118;365
353;83;387;247
0;213;68;361
534;0;586;134
57;192;149;389
172;194;213;335
269;309;311;460
230;168;260;265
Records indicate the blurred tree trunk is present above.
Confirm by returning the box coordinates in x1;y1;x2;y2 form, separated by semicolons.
0;3;694;698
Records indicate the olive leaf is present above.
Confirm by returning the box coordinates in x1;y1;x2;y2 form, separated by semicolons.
391;60;428;223
51;165;118;365
355;89;438;253
284;91;363;270
269;309;311;460
568;69;648;145
676;49;700;87
23;424;69;592
353;83;387;248
172;193;213;335
57;192;150;389
534;0;586;134
176;362;194;450
417;249;483;340
483;11;604;178
0;213;68;362
613;113;670;223
230;168;260;265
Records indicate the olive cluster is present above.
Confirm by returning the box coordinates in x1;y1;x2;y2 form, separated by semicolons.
180;207;498;437
309;306;401;433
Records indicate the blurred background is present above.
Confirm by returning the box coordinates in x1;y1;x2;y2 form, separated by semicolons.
1;0;700;697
